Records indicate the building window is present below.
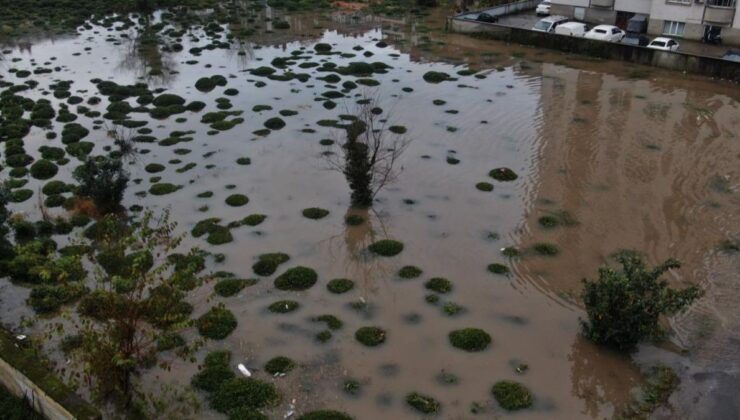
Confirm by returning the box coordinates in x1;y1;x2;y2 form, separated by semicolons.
663;20;685;36
574;7;586;20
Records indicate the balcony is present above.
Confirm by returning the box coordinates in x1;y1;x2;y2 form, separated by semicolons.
704;0;736;26
590;0;614;8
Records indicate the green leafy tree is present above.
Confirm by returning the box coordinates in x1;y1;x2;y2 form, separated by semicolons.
580;251;702;352
71;211;203;408
73;156;129;215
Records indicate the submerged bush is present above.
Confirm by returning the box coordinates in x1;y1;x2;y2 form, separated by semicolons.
29;159;58;180
264;356;295;375
214;278;255;297
225;194;249;207
368;239;404;257
327;278;354;294
197;304;237;340
302;207;329;219
581;252;702;352
449;328;491;352
425;277;452;293
274;266;317;291
252;252;290;276
398;265;422;279
406;392;440;414
210;377;280;413
268;300;300;313
355;326;386;347
73;156;129;214
491;380;533;410
489;167;518;181
423;71;451;83
297;411;352;420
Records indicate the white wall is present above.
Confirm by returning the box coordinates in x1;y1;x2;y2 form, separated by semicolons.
614;0;651;14
550;0;591;8
649;1;706;24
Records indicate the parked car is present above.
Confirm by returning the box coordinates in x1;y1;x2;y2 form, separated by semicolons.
721;49;740;62
622;14;649;46
647;37;679;52
536;0;551;16
584;25;625;42
476;12;498;23
532;15;569;33
554;22;590;37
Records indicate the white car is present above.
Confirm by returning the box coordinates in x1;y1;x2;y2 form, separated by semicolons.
532;15;569;33
647;37;680;52
554;22;590;37
536;0;551;16
584;25;625;42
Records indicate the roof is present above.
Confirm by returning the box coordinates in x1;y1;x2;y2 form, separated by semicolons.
591;24;619;30
541;15;569;22
651;37;674;42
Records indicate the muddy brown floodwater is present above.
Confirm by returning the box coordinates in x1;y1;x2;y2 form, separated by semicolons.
0;5;739;420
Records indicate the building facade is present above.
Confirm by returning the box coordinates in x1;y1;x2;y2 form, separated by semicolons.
549;0;740;44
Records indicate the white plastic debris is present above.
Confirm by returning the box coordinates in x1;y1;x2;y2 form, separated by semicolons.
284;399;296;419
238;363;252;377
16;334;26;341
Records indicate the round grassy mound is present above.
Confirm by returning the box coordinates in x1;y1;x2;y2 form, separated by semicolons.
210;377;280;413
425;277;452;294
296;411;352;420
302;207;329;220
327;278;354;294
449;328;491;352
406;392;440;414
355;326;386;347
398;266;422;279
226;194;249;207
268;300;300;313
487;263;510;275
197;304;237;340
491;380;533;410
264;356;295;375
489;167;519;182
368;239;404;257
30;159;58;180
274;266;317;291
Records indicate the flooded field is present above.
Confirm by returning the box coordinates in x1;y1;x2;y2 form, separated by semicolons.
1;4;739;419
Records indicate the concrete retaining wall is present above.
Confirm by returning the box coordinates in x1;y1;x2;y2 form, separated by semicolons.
0;329;100;420
448;17;740;82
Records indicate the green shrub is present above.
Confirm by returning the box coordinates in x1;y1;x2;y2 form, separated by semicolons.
228;408;268;420
297;411;352;420
406;392;440;414
28;283;88;313
489;167;518;181
327;278;354;294
145;163;165;173
73;156;128;214
487;263;509;274
368;239;403;256
252;252;290;276
264;356;295;375
344;214;364;225
225;194;249;207
476;182;494;192
207;226;233;245
581;252;702;352
149;183;179;195
302;207;329;219
425;277;452;293
210;378;280;413
264;117;285;130
268;300;300;313
152;94;185;107
312;314;342;330
215;278;256;297
398;265;422;279
355;326;386;347
240;214;266;226
422;71;450;83
532;243;559;256
274;266;317;291
449;328;491;352
491;380;533;410
197;304;237;340
29;159;58;180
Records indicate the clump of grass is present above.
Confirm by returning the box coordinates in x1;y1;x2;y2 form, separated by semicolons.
191;351;235;393
449;328;491;352
214;278;256;297
398;265;422;279
491;380;533;410
501;247;520;257
487;263;509;275
406;392;440;414
149;183;180;195
532;243;559;256
355;326;386;347
327;278;354;294
443;302;465;316
423;71;451;83
197;304;237;340
206;226;233;245
425;277;452;293
312;314;343;330
225;194;249;207
436;371;459;385
476;182;494;192
296;411;351;420
344;214;364;226
489;167;518;182
210;377;280;413
274;266;317;291
368;239;404;257
264;117;286;130
302;207;329;219
268;300;300;313
252;252;290;276
264;356;295;375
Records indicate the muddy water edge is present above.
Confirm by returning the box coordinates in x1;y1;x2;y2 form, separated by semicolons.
0;4;739;419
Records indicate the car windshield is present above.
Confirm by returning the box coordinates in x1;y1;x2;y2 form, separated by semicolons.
534;21;551;30
651;41;666;47
594;29;606;34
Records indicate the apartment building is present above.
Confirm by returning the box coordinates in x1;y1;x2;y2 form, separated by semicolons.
549;0;740;43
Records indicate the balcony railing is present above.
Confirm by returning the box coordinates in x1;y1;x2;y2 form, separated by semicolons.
704;0;736;25
706;0;735;7
590;0;614;8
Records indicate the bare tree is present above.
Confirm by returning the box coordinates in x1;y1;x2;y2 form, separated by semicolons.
325;96;410;208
